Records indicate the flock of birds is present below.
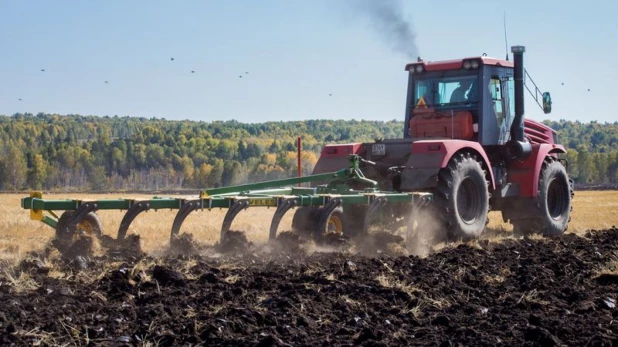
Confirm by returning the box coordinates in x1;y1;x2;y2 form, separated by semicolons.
16;58;590;103
16;57;336;102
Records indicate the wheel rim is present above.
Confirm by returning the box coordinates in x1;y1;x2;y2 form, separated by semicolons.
547;178;567;220
457;176;481;224
327;215;343;233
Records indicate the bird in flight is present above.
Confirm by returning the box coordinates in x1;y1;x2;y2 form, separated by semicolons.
40;69;45;72
191;70;195;73
105;81;109;84
170;57;174;61
18;98;22;101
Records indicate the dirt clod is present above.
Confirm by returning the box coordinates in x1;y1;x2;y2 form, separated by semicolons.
61;234;93;259
216;230;252;253
153;265;185;286
273;231;303;253
170;233;198;255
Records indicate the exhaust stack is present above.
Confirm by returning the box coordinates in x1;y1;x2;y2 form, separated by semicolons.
506;45;531;160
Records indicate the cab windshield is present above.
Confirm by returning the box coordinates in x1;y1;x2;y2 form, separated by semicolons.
414;74;479;108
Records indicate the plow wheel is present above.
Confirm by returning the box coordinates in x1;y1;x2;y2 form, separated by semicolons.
325;208;345;233
293;206;363;237
512;157;573;237
291;207;320;237
56;211;103;241
434;152;489;241
315;198;348;244
55;211;103;255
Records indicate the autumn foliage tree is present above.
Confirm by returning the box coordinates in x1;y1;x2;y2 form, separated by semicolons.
0;113;617;191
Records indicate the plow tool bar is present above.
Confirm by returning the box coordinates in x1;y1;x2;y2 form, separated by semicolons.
21;155;433;244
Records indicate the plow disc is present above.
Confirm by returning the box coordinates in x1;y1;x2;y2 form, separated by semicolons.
21;155;433;254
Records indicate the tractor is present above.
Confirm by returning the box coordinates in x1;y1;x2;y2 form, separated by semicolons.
305;45;573;240
21;46;572;251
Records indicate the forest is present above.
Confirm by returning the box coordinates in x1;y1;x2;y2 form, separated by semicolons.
0;113;616;191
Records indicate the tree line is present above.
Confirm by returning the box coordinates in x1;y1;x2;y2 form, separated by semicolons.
0;114;616;192
0;113;401;191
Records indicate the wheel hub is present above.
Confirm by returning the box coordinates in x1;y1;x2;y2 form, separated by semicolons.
327;215;343;233
457;177;481;224
547;178;567;220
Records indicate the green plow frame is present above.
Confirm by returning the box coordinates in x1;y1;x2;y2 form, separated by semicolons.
21;155;433;244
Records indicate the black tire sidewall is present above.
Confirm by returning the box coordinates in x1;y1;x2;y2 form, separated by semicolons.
315;206;346;240
292;207;318;235
55;211;103;241
538;161;571;236
439;155;489;240
55;211;75;241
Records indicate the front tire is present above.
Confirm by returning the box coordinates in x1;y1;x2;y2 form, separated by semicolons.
434;152;490;240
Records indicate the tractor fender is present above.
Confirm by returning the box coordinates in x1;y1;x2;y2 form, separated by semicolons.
508;143;567;198
400;140;495;191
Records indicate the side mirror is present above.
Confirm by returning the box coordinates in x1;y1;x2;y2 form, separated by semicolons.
542;92;552;114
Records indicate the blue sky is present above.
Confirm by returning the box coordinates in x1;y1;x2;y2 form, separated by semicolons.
1;0;616;123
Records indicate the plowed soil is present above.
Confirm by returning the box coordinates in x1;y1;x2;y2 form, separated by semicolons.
2;228;618;346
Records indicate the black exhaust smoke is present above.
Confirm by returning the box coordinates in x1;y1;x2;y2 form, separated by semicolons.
353;0;419;59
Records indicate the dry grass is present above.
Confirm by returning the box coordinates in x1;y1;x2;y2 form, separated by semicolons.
0;190;617;263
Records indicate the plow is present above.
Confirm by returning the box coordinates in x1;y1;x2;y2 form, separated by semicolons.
21;155;432;252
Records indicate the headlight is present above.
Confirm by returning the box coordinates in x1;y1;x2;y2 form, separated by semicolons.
415;65;424;73
463;61;471;69
471;60;479;69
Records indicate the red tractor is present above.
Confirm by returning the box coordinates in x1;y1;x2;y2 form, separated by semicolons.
307;45;573;240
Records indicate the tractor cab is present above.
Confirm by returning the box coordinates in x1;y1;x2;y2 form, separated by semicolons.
404;56;517;147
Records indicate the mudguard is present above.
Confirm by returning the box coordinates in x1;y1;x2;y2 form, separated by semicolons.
507;143;567;198
399;140;495;191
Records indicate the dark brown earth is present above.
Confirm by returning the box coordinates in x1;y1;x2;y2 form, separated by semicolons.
1;228;618;346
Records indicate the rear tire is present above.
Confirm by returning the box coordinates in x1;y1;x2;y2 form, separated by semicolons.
434;152;489;240
512;157;572;236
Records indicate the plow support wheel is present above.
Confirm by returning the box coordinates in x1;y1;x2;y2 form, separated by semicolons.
221;199;251;241
316;198;343;239
269;198;298;240
362;196;388;235
117;201;151;241
60;202;100;237
170;199;202;242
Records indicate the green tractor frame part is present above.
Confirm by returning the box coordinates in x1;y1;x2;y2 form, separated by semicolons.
21;155;432;246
